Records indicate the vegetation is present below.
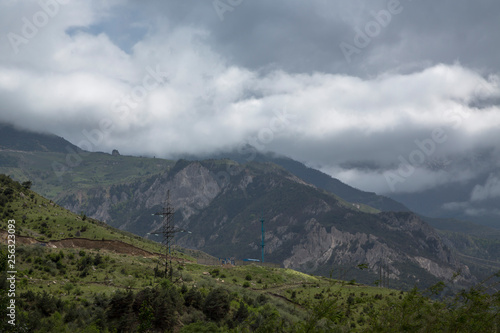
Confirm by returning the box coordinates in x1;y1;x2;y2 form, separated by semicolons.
1;175;500;331
1;243;499;332
4;145;497;290
0;150;174;200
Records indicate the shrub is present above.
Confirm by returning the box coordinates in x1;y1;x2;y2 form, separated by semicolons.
184;288;203;310
203;288;230;322
233;302;249;324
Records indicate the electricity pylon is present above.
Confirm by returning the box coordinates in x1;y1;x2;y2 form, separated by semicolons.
151;190;188;279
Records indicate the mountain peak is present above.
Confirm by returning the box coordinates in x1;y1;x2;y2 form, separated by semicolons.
0;122;81;154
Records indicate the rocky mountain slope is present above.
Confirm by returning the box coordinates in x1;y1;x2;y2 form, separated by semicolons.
184;148;410;213
57;159;474;289
0;125;480;288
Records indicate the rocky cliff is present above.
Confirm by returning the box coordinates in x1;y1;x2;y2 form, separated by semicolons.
58;159;474;288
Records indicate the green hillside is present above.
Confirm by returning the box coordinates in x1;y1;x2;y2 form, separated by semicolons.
0;149;175;200
0;174;164;254
1;175;500;332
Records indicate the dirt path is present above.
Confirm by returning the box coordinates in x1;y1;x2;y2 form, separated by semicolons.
0;230;158;257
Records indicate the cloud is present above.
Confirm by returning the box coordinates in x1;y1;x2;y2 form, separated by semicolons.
0;0;499;202
470;173;500;202
443;201;500;218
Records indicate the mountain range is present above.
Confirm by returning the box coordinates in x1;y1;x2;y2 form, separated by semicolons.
2;122;500;289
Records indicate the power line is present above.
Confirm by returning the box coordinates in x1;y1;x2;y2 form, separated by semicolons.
151;190;176;279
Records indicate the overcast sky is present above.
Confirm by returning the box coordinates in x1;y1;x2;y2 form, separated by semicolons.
0;0;499;200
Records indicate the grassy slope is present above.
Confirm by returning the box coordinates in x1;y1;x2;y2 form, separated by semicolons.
0;151;175;200
1;174;402;332
2;175;499;332
12;245;400;331
1;175;159;253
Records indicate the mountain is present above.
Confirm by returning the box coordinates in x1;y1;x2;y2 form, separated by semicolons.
1;124;407;213
374;148;500;229
420;215;500;278
422;215;500;238
0;126;483;288
0;122;81;154
53;159;474;289
183;148;410;213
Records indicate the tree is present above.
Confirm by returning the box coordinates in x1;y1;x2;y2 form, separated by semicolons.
233;301;249;324
138;301;154;333
22;180;32;189
203;288;230;322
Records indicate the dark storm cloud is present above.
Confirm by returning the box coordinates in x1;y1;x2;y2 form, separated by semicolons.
127;0;500;75
0;0;499;203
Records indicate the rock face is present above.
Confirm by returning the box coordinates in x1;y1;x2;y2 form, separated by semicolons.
57;159;474;288
282;216;470;284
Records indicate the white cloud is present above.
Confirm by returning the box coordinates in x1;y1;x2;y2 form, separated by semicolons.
0;0;500;200
470;174;500;202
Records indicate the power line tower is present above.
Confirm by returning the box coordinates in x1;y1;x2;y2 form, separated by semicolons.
153;190;176;279
150;190;192;280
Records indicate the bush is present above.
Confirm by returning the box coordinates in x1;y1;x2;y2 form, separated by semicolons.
63;283;74;293
184;288;203;310
180;322;223;333
203;288;230;322
233;302;249;324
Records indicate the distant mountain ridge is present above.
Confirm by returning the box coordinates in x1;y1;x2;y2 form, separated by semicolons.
0;122;80;153
3;124;499;287
183;148;410;213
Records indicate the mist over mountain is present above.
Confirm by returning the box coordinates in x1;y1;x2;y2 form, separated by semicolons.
1;1;499;221
0;122;81;154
